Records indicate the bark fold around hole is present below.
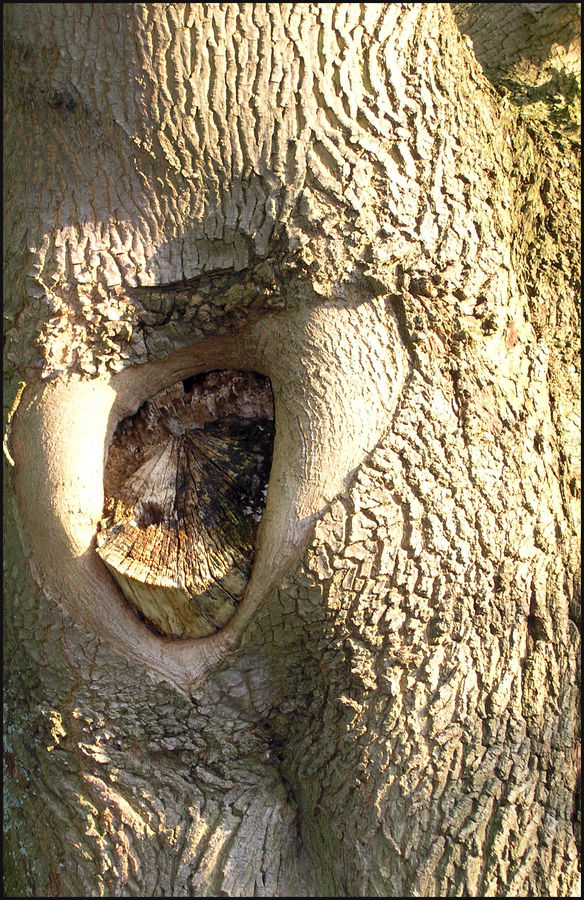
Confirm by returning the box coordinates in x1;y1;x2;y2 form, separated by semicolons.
96;370;274;638
12;301;406;686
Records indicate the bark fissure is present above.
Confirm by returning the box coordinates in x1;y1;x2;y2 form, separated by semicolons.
4;2;580;896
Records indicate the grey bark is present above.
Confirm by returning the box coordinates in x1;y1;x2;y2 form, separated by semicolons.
3;3;580;897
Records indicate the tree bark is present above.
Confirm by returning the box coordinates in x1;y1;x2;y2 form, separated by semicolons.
3;3;580;896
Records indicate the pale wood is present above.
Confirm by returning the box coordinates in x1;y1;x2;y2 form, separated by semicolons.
3;3;580;897
96;372;274;637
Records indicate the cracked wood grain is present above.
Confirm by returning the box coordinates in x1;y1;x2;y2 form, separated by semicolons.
3;3;580;897
11;299;406;688
97;372;274;637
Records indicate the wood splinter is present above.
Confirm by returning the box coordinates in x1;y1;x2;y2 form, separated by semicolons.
96;370;274;638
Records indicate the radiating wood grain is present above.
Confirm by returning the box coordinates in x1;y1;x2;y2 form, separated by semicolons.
97;372;274;637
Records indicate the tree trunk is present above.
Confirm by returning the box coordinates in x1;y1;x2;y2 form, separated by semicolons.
3;3;580;896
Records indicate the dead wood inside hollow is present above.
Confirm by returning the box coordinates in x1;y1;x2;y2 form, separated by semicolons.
97;370;275;638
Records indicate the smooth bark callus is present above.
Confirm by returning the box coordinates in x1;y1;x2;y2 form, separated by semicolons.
12;302;405;685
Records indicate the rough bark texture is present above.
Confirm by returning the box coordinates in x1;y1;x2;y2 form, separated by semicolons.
3;3;580;897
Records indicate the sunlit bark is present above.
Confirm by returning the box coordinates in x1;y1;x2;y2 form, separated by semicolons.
3;4;580;896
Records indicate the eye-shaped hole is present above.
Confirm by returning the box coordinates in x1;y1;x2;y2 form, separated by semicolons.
96;370;274;639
